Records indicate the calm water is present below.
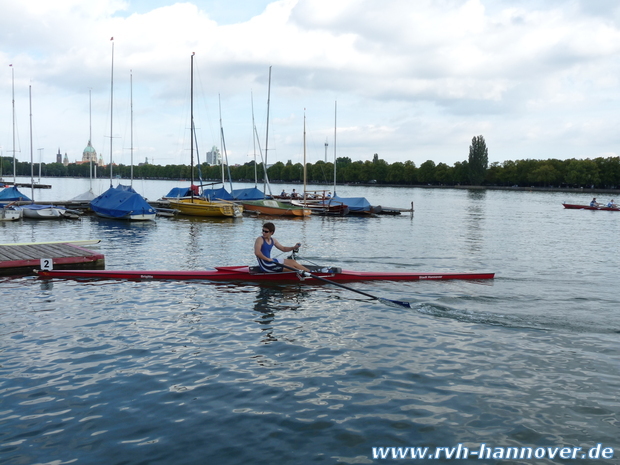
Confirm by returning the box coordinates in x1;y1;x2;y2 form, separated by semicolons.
1;179;619;464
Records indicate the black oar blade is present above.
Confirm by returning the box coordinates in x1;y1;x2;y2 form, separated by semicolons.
378;297;411;309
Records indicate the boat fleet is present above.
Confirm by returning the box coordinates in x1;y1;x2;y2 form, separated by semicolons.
1;53;409;222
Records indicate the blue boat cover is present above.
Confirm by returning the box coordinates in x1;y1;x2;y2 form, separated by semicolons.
163;185;202;198
203;187;234;201
0;186;31;202
90;184;156;218
332;195;371;212
232;187;267;201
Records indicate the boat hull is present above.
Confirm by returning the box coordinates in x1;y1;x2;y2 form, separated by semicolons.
38;267;495;282
563;203;620;211
168;199;243;218
242;200;311;217
21;205;66;219
1;206;21;221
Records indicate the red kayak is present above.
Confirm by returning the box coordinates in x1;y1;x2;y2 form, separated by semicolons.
37;265;495;283
563;203;620;211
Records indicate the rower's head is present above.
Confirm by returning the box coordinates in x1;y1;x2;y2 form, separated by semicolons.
262;222;275;236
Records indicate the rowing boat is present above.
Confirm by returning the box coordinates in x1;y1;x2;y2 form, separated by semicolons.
37;265;495;282
562;203;620;211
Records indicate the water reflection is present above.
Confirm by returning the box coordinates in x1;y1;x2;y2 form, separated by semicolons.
252;285;310;343
465;189;486;253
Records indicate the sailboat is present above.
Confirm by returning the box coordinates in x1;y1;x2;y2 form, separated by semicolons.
290;111;348;216
167;53;242;218
0;66;24;220
19;85;71;219
241;67;311;217
90;42;156;221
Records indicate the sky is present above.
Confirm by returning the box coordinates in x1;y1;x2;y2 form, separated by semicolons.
2;0;620;170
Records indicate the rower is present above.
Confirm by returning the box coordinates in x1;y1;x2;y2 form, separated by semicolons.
254;222;309;272
607;199;617;208
590;198;600;207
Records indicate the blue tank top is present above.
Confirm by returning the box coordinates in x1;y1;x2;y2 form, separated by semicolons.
260;237;274;259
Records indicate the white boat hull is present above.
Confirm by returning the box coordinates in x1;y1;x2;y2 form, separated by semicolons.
21;206;65;219
1;207;22;221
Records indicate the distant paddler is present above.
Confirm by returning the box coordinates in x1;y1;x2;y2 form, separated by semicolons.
254;222;309;272
590;198;600;207
607;199;617;208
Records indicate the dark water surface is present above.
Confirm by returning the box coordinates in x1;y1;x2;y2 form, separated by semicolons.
1;180;619;464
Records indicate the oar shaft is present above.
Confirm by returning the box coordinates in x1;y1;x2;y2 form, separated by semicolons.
279;263;410;307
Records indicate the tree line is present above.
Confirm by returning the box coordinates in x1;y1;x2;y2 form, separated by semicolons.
2;136;619;189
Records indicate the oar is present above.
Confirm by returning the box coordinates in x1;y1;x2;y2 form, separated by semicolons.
279;262;411;308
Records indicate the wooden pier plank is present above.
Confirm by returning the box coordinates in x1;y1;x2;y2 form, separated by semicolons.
0;243;105;276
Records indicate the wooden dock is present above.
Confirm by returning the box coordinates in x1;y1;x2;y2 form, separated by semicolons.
0;242;105;276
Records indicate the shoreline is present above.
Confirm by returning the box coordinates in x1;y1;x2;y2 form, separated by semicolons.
4;175;620;196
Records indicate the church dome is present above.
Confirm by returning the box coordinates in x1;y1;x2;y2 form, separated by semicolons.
82;140;98;163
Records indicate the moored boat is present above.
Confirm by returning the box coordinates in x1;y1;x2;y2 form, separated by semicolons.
1;203;21;221
90;184;157;220
241;199;311;217
168;197;243;217
37;266;494;283
20;204;71;219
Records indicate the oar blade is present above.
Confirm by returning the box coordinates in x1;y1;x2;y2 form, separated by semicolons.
378;297;411;309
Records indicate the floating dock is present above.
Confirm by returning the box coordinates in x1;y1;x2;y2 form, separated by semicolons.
0;242;105;276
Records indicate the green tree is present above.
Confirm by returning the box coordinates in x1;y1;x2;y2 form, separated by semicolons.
418;160;436;184
468;135;488;185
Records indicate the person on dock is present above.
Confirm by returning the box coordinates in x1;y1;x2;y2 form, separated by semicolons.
590;198;600;207
255;222;309;273
607;199;617;208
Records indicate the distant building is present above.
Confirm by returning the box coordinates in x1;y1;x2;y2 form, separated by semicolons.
81;140;98;164
56;148;62;164
207;146;221;165
63;153;69;166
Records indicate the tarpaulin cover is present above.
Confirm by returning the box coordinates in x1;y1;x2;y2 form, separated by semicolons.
0;186;31;202
90;184;155;218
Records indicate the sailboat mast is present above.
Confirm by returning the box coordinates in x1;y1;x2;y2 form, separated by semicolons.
109;38;114;186
190;52;195;199
263;66;272;197
303;110;307;202
251;91;257;187
219;95;225;185
89;89;93;188
130;70;133;186
29;85;34;201
333;100;337;195
11;65;16;183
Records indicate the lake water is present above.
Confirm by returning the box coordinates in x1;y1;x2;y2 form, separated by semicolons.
1;178;619;464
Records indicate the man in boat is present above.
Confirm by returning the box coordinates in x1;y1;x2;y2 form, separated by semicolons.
607;199;617;208
255;222;309;273
590;198;600;207
291;189;299;199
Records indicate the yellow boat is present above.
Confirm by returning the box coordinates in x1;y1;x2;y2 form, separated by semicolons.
168;198;243;218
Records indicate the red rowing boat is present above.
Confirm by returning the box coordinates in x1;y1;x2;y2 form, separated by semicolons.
563;203;620;211
37;265;495;282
